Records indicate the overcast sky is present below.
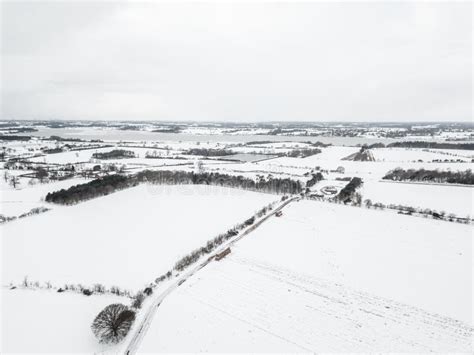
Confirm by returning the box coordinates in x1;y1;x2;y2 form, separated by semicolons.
1;1;472;122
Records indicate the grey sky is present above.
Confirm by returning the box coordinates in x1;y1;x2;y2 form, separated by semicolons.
1;1;472;122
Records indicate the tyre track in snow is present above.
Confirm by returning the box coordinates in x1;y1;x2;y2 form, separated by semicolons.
123;196;299;355
181;256;473;352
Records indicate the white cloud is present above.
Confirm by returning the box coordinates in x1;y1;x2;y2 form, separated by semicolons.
1;1;471;121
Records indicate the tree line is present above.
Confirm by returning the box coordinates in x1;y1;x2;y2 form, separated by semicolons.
383;168;474;185
368;141;474;150
45;174;137;204
45;170;303;205
92;149;136;160
285;148;321;158
137;170;303;194
336;177;363;203
183;148;235;156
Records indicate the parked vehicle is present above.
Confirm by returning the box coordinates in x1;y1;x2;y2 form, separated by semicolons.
215;247;231;261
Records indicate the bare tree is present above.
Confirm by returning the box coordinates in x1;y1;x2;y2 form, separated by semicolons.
195;160;204;174
9;176;19;188
91;304;136;344
35;167;48;183
364;199;373;209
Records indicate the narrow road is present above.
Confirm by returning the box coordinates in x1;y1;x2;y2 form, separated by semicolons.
123;196;298;355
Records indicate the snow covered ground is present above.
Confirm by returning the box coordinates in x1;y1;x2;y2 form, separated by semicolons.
2;133;473;353
137;200;472;352
27;146;179;165
258;146;471;177
0;177;90;216
361;180;474;216
372;147;472;162
1;288;126;353
2;185;276;290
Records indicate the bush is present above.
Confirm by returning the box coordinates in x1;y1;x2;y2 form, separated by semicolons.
132;292;145;309
91;304;136;344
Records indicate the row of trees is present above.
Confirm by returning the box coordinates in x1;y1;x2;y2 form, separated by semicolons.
0;135;31;141
136;170;303;195
383;168;474;185
174;202;272;272
336;177;363;203
183;148;235;156
374;141;474;150
44;170;303;205
306;172;324;188
45;174;137;204
285;148;321;158
363;199;470;224
92;149;136;160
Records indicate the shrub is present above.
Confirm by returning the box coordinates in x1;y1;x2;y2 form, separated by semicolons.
91;304;136;344
132;292;145;309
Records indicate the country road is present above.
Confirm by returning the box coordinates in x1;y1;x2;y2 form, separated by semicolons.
123;196;299;355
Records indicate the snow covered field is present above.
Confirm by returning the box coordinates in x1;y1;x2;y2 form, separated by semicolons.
27;146;179;165
372;147;472;162
361;180;473;216
2;185;276;290
258;146;471;178
0;177;90;216
137;200;472;352
1;288;125;353
2;130;473;353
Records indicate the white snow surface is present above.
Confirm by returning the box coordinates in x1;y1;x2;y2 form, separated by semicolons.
361;180;474;216
1;288;126;353
138;200;472;352
2;185;276;290
0;177;91;216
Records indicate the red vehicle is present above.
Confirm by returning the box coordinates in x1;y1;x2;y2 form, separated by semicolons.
215;247;231;261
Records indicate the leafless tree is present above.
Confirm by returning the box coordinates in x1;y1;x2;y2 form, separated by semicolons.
91;304;136;344
9;176;19;188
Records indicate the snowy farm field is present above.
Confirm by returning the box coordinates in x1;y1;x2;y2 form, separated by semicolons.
2;126;474;353
1;288;125;353
258;148;471;180
2;184;277;290
27;146;184;165
138;200;472;352
372;147;473;162
361;180;474;217
0;176;90;217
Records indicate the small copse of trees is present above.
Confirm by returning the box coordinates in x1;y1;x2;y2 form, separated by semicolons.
184;148;236;157
383;168;474;185
336;177;363;203
45;174;136;204
285;148;321;158
92;149;136;160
